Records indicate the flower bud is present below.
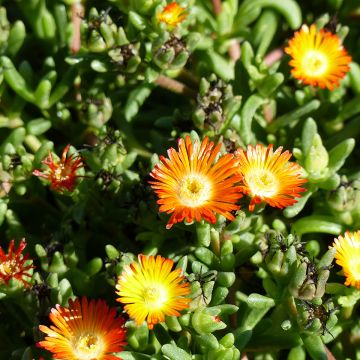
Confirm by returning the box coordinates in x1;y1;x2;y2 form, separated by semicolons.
87;30;107;52
327;176;360;212
192;307;226;334
153;35;189;70
289;250;334;300
304;134;329;180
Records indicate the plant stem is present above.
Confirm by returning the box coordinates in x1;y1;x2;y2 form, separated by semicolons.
211;0;240;61
263;103;274;123
325;345;336;360
228;40;241;61
179;68;199;88
155;75;197;99
264;47;284;67
71;2;84;54
212;0;222;15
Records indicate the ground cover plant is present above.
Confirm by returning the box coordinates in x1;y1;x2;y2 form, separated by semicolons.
0;0;360;359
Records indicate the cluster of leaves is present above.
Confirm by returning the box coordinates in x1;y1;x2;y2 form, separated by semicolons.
0;0;360;359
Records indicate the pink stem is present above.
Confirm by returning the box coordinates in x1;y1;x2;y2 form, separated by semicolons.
264;47;284;67
212;0;222;16
71;2;84;54
155;75;197;99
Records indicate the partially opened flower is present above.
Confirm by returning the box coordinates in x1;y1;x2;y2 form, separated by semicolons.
235;144;307;212
149;135;243;229
116;254;191;329
157;2;187;27
37;297;127;360
285;24;351;90
33;144;84;193
0;239;34;287
331;231;360;289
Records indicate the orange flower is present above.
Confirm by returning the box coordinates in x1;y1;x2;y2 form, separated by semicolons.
331;231;360;289
235;144;307;212
116;254;191;329
149;135;243;229
33;144;84;193
157;2;187;27
285;24;351;90
37;297;127;360
0;239;34;287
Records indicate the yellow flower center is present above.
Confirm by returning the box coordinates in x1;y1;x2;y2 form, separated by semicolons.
162;12;178;24
349;259;360;281
143;286;168;309
178;174;211;207
302;50;329;77
55;165;69;181
0;259;18;276
246;169;279;197
74;333;104;360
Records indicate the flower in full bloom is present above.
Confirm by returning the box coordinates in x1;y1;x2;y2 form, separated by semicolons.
116;254;191;329
37;297;127;360
331;231;360;289
33;144;84;193
234;144;307;212
0;239;34;287
157;2;187;27
284;24;352;90
149;135;243;229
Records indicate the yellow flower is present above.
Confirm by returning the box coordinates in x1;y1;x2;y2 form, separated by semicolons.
235;144;307;212
149;135;243;229
332;231;360;289
157;2;187;27
37;297;127;359
284;24;351;90
116;254;191;329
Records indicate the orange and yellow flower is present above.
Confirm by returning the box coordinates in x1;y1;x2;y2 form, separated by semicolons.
149;135;243;229
0;239;34;287
157;2;187;27
235;144;307;212
285;24;352;90
116;254;190;329
331;231;360;289
37;297;127;360
33;144;84;193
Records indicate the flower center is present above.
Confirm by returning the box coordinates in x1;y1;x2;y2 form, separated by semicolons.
143;286;168;309
0;259;18;276
302;50;329;77
246;169;279;197
178;174;211;207
163;12;178;24
55;165;69;181
349;259;360;280
74;333;104;360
